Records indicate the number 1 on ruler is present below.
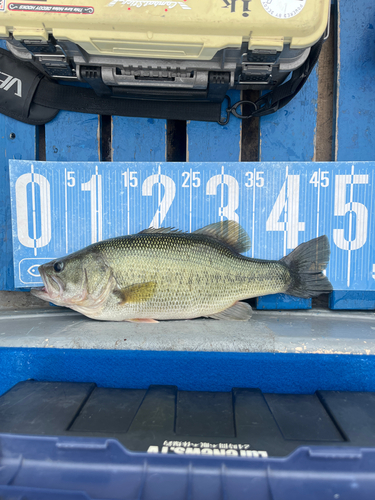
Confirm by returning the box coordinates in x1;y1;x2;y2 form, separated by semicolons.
81;166;103;244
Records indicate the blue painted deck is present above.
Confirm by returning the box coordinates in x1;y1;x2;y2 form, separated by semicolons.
45;112;100;162
112;117;167;162
0;117;35;291
187;90;241;163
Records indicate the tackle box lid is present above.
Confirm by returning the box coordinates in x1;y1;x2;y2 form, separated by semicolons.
0;0;330;56
1;381;375;499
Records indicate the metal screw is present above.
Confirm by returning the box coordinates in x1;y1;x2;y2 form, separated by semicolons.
9;133;16;139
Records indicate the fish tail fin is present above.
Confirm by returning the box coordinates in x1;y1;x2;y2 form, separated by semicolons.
281;235;333;298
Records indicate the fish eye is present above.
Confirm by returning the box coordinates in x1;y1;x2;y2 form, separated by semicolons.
53;261;64;273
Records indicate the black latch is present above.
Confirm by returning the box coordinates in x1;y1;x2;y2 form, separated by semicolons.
80;66;112;97
207;72;230;103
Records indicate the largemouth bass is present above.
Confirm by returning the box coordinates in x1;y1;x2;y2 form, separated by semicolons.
31;221;333;322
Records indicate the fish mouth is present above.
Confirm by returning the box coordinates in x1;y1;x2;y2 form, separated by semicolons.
30;266;64;302
30;285;50;302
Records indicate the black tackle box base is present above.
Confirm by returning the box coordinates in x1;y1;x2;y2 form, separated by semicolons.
0;380;374;457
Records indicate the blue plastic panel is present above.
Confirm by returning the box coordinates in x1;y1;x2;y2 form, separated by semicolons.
329;291;375;311
8;161;375;302
256;294;312;310
1;433;375;500
1;348;375;397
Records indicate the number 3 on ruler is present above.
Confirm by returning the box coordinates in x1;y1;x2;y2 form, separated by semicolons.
206;167;239;222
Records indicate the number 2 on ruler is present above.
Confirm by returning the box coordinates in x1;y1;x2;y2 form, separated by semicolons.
142;167;176;228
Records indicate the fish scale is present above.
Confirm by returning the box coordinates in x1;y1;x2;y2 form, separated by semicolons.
31;221;333;322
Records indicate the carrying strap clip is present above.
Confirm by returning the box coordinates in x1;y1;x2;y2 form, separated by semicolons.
218;96;258;126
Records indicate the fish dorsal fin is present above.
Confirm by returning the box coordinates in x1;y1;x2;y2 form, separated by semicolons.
193;221;251;254
138;227;183;235
113;281;157;305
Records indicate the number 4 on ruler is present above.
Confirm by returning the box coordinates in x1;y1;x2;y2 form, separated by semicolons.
266;170;305;252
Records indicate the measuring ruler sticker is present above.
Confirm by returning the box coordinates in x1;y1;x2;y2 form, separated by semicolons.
9;160;375;291
18;257;58;285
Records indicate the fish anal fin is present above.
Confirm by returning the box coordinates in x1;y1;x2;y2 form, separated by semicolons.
125;318;159;323
208;301;252;321
193;220;251;254
114;281;157;305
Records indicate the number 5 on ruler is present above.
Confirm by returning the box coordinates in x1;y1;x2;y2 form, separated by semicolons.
333;167;369;287
333;170;369;251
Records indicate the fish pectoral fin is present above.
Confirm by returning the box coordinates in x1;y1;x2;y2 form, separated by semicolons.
113;281;157;305
125;318;159;323
207;301;252;321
